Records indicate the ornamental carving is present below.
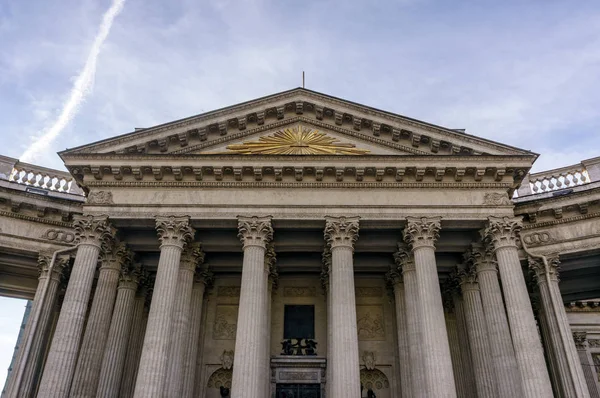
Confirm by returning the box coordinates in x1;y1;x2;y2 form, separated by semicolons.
483;192;511;206
589;339;600;348
483;216;523;250
356;305;385;341
324;216;360;249
403;216;441;249
41;229;76;243
207;368;232;388
213;305;238;340
521;231;554;247
237;216;273;249
155;216;194;249
100;241;132;271
225;125;370;155
360;368;390;391
528;254;560;283
217;286;241;297
458;266;479;290
467;244;497;273
180;242;205;272
37;253;69;281
362;351;376;370
73;215;115;248
87;191;114;205
355;287;383;297
220;349;234;370
283;287;317;297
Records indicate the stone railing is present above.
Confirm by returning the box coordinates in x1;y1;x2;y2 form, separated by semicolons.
516;156;600;197
0;155;84;195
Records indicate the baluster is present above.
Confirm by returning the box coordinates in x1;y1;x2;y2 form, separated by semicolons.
572;172;579;185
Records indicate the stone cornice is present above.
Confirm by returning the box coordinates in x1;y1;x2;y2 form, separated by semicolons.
521;211;600;230
0;209;73;227
60;88;534;158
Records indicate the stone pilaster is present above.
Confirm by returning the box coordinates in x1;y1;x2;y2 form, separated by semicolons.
134;216;194;398
118;278;150;398
529;255;590;398
469;245;524;398
458;266;497;398
231;216;273;398
324;216;361;397
573;332;600;398
483;216;553;398
70;241;131;398
397;249;427;398
164;243;205;397
386;257;412;398
37;215;114;398
4;254;69;398
403;216;456;397
181;267;213;398
96;264;141;398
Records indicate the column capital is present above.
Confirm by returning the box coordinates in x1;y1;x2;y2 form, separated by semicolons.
393;244;413;275
324;216;359;250
483;216;523;251
403;216;441;250
572;331;587;349
528;254;560;283
155;215;194;249
180;242;205;272
73;214;115;248
237;215;273;249
467;244;498;274
118;264;140;291
38;252;70;282
320;247;331;291
194;266;214;287
100;241;132;271
458;265;479;292
385;265;403;286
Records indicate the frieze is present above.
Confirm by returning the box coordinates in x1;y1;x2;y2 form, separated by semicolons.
41;229;76;243
283;287;317;297
87;191;114;204
213;305;239;340
217;286;241;297
355;287;383;297
279;371;319;381
356;305;385;341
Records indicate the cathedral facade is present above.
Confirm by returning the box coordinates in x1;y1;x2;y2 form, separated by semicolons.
1;88;599;398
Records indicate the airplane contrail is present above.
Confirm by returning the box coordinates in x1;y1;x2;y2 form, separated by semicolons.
20;0;126;163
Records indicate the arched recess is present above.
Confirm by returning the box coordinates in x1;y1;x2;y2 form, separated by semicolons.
206;368;232;398
360;368;391;397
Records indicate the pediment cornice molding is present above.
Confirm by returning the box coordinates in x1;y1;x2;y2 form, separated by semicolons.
60;88;535;158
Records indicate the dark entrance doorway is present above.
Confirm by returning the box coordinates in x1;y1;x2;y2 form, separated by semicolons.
276;383;321;398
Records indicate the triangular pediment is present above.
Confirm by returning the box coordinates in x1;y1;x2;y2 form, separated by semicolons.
60;88;536;159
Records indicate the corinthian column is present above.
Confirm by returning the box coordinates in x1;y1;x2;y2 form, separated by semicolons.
324;216;361;397
133;216;194;398
483;216;553;398
231;216;273;398
529;255;590;398
71;242;131;398
573;332;600;398
321;248;332;398
164;243;205;397
470;245;524;398
386;256;412;398
96;264;141;398
403;217;456;397
37;215;114;398
181;267;213;398
4;254;69;398
458;267;497;398
264;245;277;398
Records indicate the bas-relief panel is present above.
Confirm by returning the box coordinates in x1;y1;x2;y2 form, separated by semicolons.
213;305;239;340
283;286;317;297
356;305;385;341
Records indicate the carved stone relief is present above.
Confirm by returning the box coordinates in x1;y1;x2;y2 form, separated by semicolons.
355;287;383;297
220;350;234;369
356;305;385;341
213;305;239;340
521;231;554;247
41;229;76;243
207;368;232;388
362;351;376;370
87;191;114;204
483;192;511;206
360;368;390;390
217;286;241;297
283;286;317;297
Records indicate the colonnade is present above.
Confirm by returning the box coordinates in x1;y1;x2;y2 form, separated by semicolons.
2;215;591;397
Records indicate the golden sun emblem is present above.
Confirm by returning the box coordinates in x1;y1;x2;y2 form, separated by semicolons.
225;125;370;155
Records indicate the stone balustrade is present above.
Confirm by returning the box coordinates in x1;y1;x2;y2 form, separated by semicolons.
516;156;600;197
0;155;83;195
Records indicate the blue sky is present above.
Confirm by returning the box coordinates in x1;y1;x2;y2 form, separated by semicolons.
1;0;600;384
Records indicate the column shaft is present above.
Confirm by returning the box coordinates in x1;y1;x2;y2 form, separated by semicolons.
453;294;477;397
413;245;456;397
445;312;468;398
495;246;553;397
133;245;184;397
96;278;138;398
392;281;412;398
231;244;269;397
573;334;600;398
476;259;524;398
118;295;146;398
330;245;360;396
37;243;102;397
70;249;123;398
461;281;497;397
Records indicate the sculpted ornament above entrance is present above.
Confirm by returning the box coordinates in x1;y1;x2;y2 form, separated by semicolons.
224;125;370;155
